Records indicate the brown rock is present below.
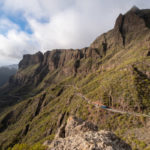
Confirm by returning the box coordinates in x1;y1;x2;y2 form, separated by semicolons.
19;51;43;69
147;51;150;56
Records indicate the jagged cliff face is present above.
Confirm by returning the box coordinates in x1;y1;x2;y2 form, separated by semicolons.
9;47;103;92
19;52;44;69
91;7;150;49
9;7;150;89
6;7;150;98
0;7;150;150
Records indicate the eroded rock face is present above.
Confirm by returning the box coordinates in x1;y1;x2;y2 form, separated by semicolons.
19;52;44;69
42;49;86;72
45;116;131;150
9;47;101;89
114;6;150;46
91;7;150;49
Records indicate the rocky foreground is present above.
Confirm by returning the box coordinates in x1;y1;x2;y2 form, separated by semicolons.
44;116;131;150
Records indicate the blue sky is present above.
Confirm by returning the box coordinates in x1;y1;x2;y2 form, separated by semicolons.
0;14;32;35
0;0;150;66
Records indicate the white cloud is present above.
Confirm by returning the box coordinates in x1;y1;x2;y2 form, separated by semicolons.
0;18;19;33
0;0;150;65
2;0;74;19
0;30;39;58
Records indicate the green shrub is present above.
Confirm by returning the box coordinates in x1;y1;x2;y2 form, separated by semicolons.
30;143;46;150
8;143;46;150
9;144;29;150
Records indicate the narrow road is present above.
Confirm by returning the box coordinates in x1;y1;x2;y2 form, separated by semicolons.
107;108;150;118
64;84;150;118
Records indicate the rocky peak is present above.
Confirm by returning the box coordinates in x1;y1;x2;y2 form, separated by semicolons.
91;7;150;50
114;7;149;46
128;6;140;13
19;51;43;69
114;13;125;46
44;116;131;150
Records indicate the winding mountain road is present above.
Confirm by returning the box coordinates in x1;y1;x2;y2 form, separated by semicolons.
64;84;150;118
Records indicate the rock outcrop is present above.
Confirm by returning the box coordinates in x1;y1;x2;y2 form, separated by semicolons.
19;51;44;69
91;6;150;49
44;116;131;150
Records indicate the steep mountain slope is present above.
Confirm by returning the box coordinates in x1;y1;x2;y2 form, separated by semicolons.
0;7;150;150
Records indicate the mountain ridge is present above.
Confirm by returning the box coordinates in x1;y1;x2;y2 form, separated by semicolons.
0;7;150;150
4;6;149;100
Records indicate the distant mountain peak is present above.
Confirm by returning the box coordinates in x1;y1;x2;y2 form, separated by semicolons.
129;5;140;13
